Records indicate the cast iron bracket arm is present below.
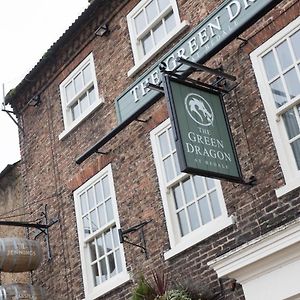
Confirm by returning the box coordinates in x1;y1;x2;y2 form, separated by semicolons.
118;220;152;259
0;205;59;260
1;109;24;133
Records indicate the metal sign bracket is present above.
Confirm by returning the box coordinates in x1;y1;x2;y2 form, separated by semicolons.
118;220;152;259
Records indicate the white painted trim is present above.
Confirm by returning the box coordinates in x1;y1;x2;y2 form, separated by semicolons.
150;119;233;260
127;0;188;77
58;101;103;140
74;164;130;300
208;218;300;281
127;21;189;77
59;53;103;138
164;215;234;260
250;16;300;198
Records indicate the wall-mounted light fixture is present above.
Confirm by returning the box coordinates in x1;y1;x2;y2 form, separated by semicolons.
95;24;109;36
28;95;41;107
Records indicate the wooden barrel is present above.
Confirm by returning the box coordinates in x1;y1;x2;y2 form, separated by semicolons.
0;238;42;272
0;283;46;300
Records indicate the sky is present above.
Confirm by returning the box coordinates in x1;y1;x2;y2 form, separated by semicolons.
0;0;89;172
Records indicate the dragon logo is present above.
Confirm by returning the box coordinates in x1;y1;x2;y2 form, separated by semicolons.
185;93;214;126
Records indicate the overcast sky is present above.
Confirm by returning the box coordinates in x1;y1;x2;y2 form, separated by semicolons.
0;0;89;172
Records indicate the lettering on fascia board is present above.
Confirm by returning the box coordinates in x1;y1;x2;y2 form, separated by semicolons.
115;0;275;123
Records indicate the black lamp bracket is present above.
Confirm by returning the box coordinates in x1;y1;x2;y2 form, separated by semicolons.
0;205;58;260
118;220;152;259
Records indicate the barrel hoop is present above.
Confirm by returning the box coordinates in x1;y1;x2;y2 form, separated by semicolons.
0;239;6;270
29;284;33;299
13;284;20;300
0;286;7;300
28;239;32;270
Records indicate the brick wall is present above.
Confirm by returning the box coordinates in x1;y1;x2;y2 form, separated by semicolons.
0;162;30;285
8;0;300;299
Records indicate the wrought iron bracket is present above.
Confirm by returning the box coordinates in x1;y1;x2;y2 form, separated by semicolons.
243;176;257;187
0;205;58;260
118;220;152;259
1;108;24;133
95;149;110;155
158;58;238;94
135;116;152;123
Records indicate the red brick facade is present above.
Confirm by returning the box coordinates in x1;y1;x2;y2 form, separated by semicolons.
6;0;300;299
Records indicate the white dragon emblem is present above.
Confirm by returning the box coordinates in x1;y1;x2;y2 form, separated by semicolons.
185;94;214;126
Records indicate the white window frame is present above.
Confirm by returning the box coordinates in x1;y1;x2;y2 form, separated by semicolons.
250;16;300;198
150;119;234;260
59;53;103;139
127;0;188;77
74;164;130;300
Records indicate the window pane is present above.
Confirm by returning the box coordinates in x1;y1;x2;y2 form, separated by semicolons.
276;41;293;71
142;32;153;55
88;86;96;104
108;253;116;276
262;50;278;80
158;131;170;157
74;73;84;93
95;181;103;204
104;230;113;253
165;11;175;34
80;92;89;113
102;176;110;199
182;178;194;204
198;196;211;225
90;209;99;232
291;29;300;60
270;78;287;108
209;191;222;218
97;236;105;257
115;249;123;272
284;68;300;99
173;184;183;209
82;64;92;85
168;127;175;150
100;258;108;282
187;203;200;230
173;153;181;176
194;176;205;197
134;11;146;34
80;193;88;215
98;204;106;227
177;210;189;236
158;0;170;11
145;1;158;23
291;138;300;169
83;215;90;237
87;187;95;209
282;109;300;139
206;178;215;190
112;226;119;248
65;82;75;103
163;156;175;182
92;263;100;286
71;102;80;121
105;198;114;222
153;21;164;44
90;240;97;262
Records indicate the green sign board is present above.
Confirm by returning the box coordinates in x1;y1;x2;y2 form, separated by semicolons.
115;0;283;123
164;76;243;182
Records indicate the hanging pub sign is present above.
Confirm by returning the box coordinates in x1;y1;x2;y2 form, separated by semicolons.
163;75;243;183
